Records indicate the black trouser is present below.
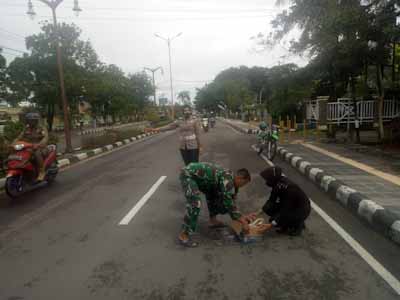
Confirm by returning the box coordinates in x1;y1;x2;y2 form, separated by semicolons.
264;199;310;231
180;148;199;166
205;189;227;218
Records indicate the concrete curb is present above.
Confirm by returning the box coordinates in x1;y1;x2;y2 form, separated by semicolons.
58;131;160;169
0;130;162;192
275;146;400;246
222;118;400;246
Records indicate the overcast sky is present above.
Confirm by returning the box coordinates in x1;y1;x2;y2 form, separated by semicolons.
1;0;308;102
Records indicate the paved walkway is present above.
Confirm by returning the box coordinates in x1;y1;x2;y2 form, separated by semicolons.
225;118;400;218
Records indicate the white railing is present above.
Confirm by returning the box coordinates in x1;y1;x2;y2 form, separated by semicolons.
306;100;319;120
326;99;399;124
383;100;400;119
357;100;375;122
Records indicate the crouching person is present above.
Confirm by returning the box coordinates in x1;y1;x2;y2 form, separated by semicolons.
178;162;251;247
249;166;311;236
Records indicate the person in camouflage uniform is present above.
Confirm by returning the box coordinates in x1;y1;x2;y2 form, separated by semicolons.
178;162;251;247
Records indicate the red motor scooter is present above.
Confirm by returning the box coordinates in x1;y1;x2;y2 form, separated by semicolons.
5;141;59;198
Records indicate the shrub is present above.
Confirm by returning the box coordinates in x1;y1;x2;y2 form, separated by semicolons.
3;121;24;143
81;128;143;150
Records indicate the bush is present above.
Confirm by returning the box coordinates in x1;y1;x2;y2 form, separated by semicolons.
81;128;143;150
3;121;24;143
81;134;119;150
152;119;173;128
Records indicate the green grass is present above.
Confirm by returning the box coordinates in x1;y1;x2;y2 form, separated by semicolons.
81;128;143;150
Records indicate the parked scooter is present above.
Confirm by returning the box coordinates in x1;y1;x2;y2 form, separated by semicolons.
202;118;209;132
5;142;59;198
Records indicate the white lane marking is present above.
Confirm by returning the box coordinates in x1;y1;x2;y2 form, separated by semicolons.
311;200;400;295
227;124;244;135
251;145;274;167
251;145;400;295
119;176;167;225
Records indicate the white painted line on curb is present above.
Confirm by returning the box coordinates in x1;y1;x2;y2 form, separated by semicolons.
92;148;103;155
227;124;245;135
311;199;400;295
119;176;167;225
75;153;88;160
251;144;400;295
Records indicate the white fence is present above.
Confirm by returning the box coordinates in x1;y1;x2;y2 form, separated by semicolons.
326;99;400;124
306;100;319;120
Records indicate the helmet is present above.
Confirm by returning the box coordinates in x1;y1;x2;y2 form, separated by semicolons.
259;122;268;130
25;112;40;127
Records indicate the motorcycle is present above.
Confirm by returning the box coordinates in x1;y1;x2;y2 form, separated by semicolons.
210;117;216;128
202;118;209;132
5;141;59;198
257;125;279;161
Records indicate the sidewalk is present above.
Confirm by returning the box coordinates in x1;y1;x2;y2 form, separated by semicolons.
223;118;400;245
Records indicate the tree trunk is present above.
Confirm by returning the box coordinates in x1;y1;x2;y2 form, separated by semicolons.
376;64;385;141
47;103;54;132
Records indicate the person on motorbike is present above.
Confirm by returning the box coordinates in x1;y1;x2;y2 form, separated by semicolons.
257;122;269;155
14;112;49;181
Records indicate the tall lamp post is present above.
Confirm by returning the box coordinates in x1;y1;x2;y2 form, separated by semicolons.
27;0;82;153
144;67;163;105
154;32;182;119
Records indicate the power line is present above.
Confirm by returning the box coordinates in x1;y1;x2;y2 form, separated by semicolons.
1;51;21;57
0;45;27;54
0;27;25;39
1;3;281;13
1;13;276;23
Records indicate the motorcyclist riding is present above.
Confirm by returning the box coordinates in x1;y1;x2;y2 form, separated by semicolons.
14;112;49;181
257;121;269;155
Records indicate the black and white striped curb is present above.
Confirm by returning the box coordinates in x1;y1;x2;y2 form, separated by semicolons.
77;122;150;136
223;119;400;246
57;132;157;168
0;131;159;189
78;128;107;136
276;146;400;246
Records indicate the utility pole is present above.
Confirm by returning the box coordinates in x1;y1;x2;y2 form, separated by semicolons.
144;67;163;104
154;33;182;120
27;0;81;153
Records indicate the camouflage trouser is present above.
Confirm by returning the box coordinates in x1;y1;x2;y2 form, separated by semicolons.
180;172;202;234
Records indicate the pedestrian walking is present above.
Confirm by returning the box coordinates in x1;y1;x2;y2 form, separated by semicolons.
178;106;201;165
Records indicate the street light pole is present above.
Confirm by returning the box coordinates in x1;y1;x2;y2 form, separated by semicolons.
154;33;182;120
144;67;163;105
27;0;81;153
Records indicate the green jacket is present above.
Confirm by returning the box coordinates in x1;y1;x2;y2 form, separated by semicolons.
181;162;242;220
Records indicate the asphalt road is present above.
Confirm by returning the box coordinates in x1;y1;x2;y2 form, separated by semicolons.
0;122;399;300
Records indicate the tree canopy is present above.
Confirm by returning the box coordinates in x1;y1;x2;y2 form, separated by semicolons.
3;22;154;130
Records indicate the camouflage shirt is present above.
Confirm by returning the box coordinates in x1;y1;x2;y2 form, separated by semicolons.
181;162;242;220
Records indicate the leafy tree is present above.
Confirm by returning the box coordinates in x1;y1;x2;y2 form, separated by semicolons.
6;22;101;130
177;90;191;105
0;50;6;99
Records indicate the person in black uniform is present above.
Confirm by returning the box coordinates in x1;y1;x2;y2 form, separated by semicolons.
248;166;311;236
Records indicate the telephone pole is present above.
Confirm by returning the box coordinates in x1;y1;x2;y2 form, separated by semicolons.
27;0;82;153
144;67;163;104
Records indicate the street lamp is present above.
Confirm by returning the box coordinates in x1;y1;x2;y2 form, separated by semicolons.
154;32;182;119
26;0;82;153
144;67;163;105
